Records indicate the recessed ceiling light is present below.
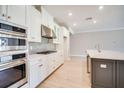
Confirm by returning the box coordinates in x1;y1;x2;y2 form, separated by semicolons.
73;23;77;26
99;5;104;10
68;12;72;16
93;20;97;24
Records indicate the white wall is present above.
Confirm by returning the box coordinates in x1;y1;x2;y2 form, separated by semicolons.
70;30;124;56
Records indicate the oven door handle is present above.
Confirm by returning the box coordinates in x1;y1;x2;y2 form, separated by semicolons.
0;59;26;71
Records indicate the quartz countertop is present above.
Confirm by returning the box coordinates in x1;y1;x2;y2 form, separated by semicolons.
86;49;124;61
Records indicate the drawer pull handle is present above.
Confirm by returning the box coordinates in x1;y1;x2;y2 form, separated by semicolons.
8;16;11;19
100;64;107;68
2;14;5;17
39;64;43;67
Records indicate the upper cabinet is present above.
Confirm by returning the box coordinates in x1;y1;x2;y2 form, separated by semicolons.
0;5;26;26
27;6;41;42
7;6;26;26
53;22;61;44
0;5;7;21
62;27;69;37
41;7;54;30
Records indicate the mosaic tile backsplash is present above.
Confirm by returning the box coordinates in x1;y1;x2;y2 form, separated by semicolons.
29;38;56;54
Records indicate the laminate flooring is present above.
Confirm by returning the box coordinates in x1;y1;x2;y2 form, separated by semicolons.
38;57;91;88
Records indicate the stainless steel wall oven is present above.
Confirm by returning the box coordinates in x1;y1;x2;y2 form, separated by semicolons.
0;53;27;88
0;21;27;88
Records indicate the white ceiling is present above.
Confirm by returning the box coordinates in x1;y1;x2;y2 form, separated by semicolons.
44;5;124;33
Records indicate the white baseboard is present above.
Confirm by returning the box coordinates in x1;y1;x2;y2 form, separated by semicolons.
70;54;86;58
70;54;86;57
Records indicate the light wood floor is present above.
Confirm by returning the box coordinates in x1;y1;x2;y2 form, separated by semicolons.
38;57;91;88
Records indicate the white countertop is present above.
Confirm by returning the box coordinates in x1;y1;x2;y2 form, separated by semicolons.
86;50;124;61
28;52;58;62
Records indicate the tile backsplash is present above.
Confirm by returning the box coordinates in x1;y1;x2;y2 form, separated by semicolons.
29;38;56;54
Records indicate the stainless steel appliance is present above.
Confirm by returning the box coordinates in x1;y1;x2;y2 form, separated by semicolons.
41;25;56;39
0;23;26;37
0;34;26;51
0;53;27;88
0;21;27;88
0;22;27;52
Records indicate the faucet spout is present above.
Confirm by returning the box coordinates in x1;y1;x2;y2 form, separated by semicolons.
97;44;101;53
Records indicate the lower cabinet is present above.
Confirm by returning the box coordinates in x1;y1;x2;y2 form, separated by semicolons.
117;61;124;88
29;61;40;88
29;53;64;88
29;59;47;88
91;58;124;88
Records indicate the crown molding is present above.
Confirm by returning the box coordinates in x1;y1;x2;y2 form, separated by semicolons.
73;27;124;34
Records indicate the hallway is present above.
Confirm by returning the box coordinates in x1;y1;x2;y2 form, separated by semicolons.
38;58;91;88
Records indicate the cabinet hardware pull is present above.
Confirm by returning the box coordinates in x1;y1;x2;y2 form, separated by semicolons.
8;16;11;19
39;64;43;67
21;59;25;62
2;14;5;17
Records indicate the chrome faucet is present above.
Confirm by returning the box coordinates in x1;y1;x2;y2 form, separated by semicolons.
97;44;101;53
95;43;101;53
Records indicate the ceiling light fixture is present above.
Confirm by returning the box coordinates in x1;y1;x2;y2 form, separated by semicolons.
73;23;77;26
93;20;97;24
99;5;104;10
68;12;72;16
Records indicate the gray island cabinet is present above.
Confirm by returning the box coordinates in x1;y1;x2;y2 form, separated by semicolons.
86;50;124;88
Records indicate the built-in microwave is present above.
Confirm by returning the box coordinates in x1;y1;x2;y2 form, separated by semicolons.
0;22;27;52
0;23;26;37
0;34;26;51
0;53;27;88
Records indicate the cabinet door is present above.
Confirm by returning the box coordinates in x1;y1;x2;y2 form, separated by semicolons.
27;6;41;42
92;59;116;88
47;14;54;29
53;23;61;43
38;60;47;82
117;61;124;88
41;8;47;27
0;5;7;20
29;62;39;88
7;5;26;26
41;8;54;29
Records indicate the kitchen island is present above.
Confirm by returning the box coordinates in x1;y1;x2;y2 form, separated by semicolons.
86;50;124;88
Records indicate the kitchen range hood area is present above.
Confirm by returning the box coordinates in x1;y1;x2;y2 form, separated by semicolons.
41;25;56;39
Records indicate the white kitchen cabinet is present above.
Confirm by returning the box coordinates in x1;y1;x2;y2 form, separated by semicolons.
27;6;41;42
29;56;48;88
41;7;54;30
0;5;26;26
38;59;47;82
53;22;61;44
62;27;69;37
0;5;7;20
41;8;47;27
28;52;64;88
7;6;26;26
61;27;70;61
47;13;54;29
29;61;39;88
